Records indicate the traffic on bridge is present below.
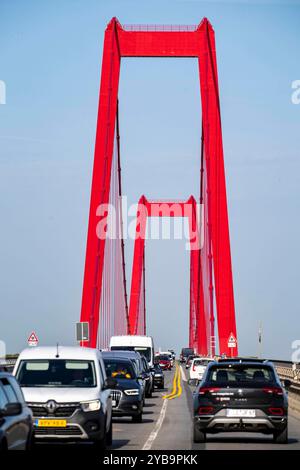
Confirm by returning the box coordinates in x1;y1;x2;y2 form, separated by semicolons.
1;0;299;462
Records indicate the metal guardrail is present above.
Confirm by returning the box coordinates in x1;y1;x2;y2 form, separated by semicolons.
122;24;199;32
273;361;300;397
276;366;300;380
0;358;17;372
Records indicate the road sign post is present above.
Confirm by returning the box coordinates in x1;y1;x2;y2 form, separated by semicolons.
227;333;237;357
76;322;89;346
258;322;262;358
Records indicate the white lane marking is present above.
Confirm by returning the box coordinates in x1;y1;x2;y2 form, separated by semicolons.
180;365;187;382
142;397;168;450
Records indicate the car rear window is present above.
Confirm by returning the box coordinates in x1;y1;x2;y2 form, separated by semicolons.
193;359;210;367
182;349;194;356
206;365;276;386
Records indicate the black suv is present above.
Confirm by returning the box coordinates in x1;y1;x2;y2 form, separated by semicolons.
103;355;144;422
193;359;290;444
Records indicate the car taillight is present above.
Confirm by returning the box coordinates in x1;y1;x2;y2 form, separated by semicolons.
192;364;196;371
268;407;284;416
199;387;220;395
198;406;214;414
263;387;283;396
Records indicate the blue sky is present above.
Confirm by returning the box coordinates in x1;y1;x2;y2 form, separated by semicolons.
0;0;299;359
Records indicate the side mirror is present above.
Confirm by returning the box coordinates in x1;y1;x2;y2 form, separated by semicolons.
104;377;117;389
284;379;292;389
0;402;22;417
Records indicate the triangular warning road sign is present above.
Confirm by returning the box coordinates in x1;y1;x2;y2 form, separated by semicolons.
227;332;237;347
28;331;39;346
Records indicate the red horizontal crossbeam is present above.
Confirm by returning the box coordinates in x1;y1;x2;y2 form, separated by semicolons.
128;196;207;353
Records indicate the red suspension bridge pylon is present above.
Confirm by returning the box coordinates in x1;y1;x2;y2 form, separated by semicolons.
128;196;210;355
80;18;238;356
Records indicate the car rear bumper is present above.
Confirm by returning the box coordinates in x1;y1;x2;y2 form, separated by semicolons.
154;377;164;387
189;374;204;381
194;411;287;434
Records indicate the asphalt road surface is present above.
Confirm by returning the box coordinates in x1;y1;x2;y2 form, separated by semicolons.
35;365;300;451
112;365;300;450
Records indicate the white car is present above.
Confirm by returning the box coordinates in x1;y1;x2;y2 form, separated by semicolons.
13;346;114;449
188;358;213;385
110;335;155;368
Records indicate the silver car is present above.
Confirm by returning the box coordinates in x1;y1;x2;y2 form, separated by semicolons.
13;346;114;449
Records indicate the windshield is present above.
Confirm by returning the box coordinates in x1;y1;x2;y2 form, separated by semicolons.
16;360;97;388
104;359;136;380
111;346;151;363
158;355;170;361
206;365;276;387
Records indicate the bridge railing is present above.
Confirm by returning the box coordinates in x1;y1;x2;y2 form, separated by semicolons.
2;356;300;392
271;360;300;415
0;357;18;372
275;365;300;395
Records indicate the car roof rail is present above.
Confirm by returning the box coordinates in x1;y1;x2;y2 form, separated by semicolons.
217;357;267;363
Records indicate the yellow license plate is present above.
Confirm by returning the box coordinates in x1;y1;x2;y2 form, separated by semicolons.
35;419;67;427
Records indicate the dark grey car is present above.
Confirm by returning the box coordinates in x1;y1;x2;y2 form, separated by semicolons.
102;351;147;402
0;372;33;450
103;356;144;422
193;359;289;444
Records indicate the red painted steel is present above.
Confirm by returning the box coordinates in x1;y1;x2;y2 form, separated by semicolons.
80;17;237;356
128;197;207;353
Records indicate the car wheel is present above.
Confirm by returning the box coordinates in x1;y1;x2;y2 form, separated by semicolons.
193;425;206;443
106;419;113;447
132;412;143;423
0;438;8;451
25;430;35;450
273;426;288;444
94;434;107;450
94;423;109;450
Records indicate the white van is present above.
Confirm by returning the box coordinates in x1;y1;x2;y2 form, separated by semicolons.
13;346;114;449
109;336;155;368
